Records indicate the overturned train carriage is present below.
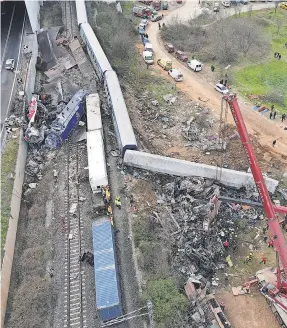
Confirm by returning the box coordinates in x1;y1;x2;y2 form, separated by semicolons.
92;218;122;321
104;70;137;154
86;93;108;193
45;89;88;148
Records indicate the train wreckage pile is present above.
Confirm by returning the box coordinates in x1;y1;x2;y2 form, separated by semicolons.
154;176;264;279
145;173;265;327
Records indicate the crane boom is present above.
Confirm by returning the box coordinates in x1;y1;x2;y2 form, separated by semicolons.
223;94;287;285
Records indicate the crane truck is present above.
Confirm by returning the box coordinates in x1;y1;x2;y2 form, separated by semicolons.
222;93;287;327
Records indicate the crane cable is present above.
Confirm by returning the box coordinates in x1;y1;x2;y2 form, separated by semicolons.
216;97;229;182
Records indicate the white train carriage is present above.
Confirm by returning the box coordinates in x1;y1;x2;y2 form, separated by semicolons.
87;130;108;193
80;23;113;78
75;0;88;25
104;70;137;154
86;93;102;132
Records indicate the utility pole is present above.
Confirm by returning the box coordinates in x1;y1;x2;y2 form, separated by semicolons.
147;301;153;328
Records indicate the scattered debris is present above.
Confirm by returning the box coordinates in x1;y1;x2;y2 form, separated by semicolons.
163;93;177;104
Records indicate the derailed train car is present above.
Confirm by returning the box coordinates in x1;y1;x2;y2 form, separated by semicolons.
45;89;88;148
103;70;137;154
86;94;108;193
92;218;122;321
76;2;138;155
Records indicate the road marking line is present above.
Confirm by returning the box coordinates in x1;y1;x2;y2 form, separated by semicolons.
1;11;26;138
1;4;16;68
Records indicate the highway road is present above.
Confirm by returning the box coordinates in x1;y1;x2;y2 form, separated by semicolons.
1;1;26;134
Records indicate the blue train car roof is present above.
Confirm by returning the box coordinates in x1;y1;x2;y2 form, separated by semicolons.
92;219;120;309
51;89;87;131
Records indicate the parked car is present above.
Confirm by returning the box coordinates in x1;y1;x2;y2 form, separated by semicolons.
214;2;220;11
221;1;231;7
187;59;202;72
5;58;15;70
162;1;169;9
215;83;229;94
138;26;146;35
157;58;172;70
280;1;287;9
144;42;153;53
177;0;183;3
240;0;248;4
140;19;149;28
231;0;240;4
175;50;188;62
151;14;162;22
164;43;175;53
143;51;154;64
168;69;183;82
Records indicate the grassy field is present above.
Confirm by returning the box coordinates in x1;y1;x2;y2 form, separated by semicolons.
235;8;287;113
1;137;19;253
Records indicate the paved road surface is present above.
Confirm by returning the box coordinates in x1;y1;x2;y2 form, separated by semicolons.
1;1;26;133
147;1;287;160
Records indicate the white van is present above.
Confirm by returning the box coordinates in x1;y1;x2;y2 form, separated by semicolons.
144;42;153;53
143;51;154;64
168;68;183;82
187;59;202;72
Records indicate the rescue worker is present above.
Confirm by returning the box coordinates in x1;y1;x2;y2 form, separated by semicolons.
101;186;106;198
244;252;253;264
162;22;166;28
268;239;274;248
223;240;230;249
107;204;113;216
219;302;225;311
272;140;277;147
211;65;215;72
115;196;122;209
158;22;161;30
105;189;111;203
260;254;267;265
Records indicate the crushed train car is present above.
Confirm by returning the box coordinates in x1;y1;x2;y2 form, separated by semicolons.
45;89;88;148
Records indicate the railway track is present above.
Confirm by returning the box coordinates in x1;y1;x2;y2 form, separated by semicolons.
63;141;87;328
63;1;78;39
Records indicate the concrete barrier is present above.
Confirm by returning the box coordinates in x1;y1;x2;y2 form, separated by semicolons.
124;150;279;193
1;130;28;327
25;33;38;102
1;32;37;327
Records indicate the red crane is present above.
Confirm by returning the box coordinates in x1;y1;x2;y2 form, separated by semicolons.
223;94;287;293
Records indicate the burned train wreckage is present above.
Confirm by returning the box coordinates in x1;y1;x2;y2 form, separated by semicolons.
25;89;88;148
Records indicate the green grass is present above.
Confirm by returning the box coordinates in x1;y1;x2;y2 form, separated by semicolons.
235;8;287;112
235;60;287;111
146;78;177;104
1;137;19;254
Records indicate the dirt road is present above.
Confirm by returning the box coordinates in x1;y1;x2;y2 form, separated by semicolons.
147;2;287;160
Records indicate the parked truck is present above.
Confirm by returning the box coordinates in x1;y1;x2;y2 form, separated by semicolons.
133;6;152;18
152;0;161;10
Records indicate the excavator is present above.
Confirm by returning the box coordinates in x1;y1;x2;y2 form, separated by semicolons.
218;93;287;327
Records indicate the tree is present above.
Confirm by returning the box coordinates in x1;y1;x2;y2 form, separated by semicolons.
144;278;188;324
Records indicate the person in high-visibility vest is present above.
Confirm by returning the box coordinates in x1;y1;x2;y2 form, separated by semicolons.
115;196;121;209
107;204;113;216
105;189;111;203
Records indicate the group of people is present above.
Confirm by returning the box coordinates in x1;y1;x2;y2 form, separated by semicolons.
274;52;282;60
269;105;286;125
101;185;122;224
158;21;165;30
